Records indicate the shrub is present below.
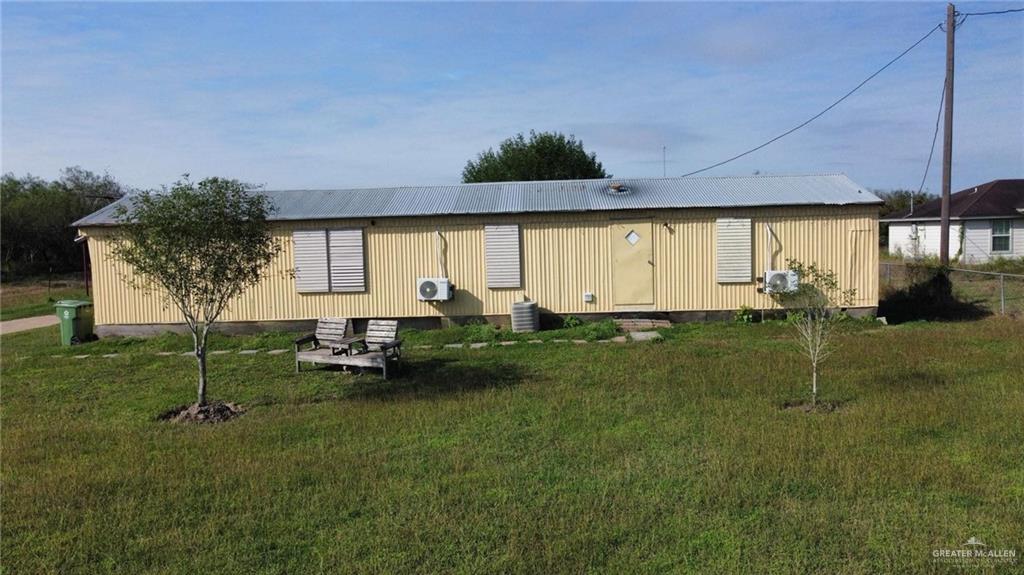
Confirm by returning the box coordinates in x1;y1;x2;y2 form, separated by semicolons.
734;306;755;324
879;264;988;323
562;315;582;329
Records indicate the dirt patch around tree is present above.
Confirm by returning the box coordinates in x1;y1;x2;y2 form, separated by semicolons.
159;401;245;424
780;399;846;414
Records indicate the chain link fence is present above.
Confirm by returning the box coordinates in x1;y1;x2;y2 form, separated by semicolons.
880;262;1024;317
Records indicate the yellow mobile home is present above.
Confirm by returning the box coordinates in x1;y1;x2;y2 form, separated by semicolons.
74;174;881;336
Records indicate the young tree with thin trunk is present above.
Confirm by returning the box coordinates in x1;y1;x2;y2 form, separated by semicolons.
111;177;279;407
771;259;856;406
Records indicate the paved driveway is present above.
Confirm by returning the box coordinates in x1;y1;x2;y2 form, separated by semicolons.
0;315;60;335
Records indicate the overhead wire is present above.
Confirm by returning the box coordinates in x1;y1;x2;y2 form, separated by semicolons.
680;23;943;177
916;75;946;199
956;8;1024;16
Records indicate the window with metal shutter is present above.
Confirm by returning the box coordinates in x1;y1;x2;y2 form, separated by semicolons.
329;228;366;292
485;224;521;288
293;230;330;292
716;218;752;283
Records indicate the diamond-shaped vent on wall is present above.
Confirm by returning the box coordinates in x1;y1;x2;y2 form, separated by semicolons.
625;230;641;246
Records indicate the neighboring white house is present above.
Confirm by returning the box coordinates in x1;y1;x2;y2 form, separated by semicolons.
882;179;1023;263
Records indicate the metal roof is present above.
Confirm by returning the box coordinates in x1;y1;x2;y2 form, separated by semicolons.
74;174;880;227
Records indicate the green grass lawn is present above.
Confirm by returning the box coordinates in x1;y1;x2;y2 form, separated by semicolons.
0;277;89;321
3;319;1023;573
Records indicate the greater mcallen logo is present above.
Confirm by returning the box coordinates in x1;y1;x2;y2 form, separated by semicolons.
932;537;1017;565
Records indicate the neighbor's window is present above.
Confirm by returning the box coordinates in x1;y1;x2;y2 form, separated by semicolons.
992;220;1011;253
292;228;366;293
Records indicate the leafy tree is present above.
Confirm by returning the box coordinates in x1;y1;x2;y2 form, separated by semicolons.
874;189;937;248
462;131;608;183
770;259;856;407
1;167;126;276
874;189;936;219
111;177;280;407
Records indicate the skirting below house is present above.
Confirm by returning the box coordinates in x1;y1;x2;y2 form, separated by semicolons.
93;307;878;338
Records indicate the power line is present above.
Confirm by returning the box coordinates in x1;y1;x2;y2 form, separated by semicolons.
939;13;968;32
916;75;946;198
957;8;1024;16
680;23;943;178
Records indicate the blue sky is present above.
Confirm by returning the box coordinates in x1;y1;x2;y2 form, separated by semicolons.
2;2;1022;192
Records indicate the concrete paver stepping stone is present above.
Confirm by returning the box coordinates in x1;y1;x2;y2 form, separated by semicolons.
469;342;488;349
74;354;90;359
572;340;588;344
444;343;464;349
610;336;628;343
210;350;231;355
238;349;259;355
630;331;663;342
156;352;176;356
267;349;289;355
551;339;568;343
499;341;518;346
102;353;119;358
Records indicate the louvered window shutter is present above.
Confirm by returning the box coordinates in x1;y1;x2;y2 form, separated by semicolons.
329;228;366;292
485;224;522;288
716;218;753;283
293;230;330;292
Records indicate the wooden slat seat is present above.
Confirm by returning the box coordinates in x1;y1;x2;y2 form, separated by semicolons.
295;318;401;379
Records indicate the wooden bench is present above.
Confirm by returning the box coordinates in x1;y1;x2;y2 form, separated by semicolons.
295;319;402;379
294;317;358;368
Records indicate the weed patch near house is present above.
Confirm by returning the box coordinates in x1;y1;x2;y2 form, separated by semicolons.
400;318;620;346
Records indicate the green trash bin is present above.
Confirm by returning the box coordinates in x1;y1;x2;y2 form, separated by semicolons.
55;300;94;346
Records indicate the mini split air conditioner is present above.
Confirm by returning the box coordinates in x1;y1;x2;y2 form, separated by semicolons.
417;277;453;301
763;270;799;294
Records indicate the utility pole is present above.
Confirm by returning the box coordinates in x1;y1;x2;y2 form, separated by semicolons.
662;146;667;177
939;2;955;265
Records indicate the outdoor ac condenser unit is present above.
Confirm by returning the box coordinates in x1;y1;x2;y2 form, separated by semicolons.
763;270;799;294
417;277;453;301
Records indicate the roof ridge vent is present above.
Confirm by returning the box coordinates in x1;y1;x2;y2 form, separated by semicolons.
606;182;632;196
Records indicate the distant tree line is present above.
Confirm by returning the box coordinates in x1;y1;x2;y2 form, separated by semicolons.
874;189;936;219
1;167;128;278
874;189;937;247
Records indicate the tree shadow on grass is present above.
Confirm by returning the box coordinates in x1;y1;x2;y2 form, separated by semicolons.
252;358;530;407
345;358;529;401
868;367;954;390
879;268;990;324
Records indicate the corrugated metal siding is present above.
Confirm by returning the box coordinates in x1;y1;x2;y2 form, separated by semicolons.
484;224;522;288
715;218;752;283
328;228;366;292
74;174;880;226
292;230;329;292
82;205;879;325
